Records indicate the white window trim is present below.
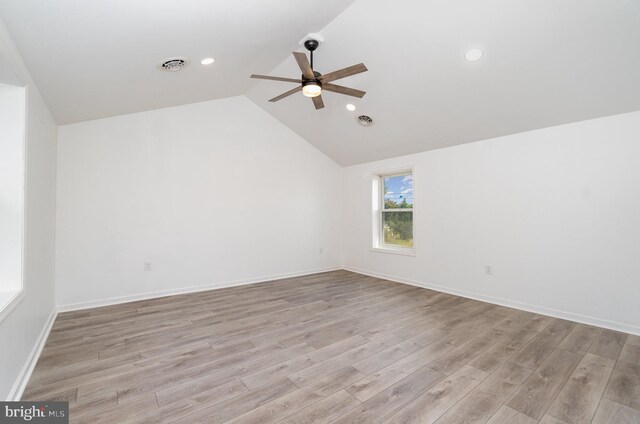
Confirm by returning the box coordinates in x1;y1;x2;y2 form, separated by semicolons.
371;167;416;256
0;50;28;323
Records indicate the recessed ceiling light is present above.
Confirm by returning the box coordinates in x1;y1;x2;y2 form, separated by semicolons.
200;57;215;65
346;104;356;112
465;48;483;62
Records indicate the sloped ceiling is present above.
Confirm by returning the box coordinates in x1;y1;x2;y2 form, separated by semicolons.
2;0;640;165
0;0;354;124
246;0;640;165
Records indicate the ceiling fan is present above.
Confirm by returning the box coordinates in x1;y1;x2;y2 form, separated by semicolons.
250;39;368;110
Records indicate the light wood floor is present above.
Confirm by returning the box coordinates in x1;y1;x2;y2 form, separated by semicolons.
24;270;640;424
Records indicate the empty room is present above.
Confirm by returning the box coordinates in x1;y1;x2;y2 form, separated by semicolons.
1;1;639;423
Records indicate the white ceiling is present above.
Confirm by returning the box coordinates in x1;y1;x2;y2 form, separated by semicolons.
0;0;354;124
247;0;640;165
2;0;640;165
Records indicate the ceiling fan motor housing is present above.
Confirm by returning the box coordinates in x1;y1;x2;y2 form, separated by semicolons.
302;79;322;88
302;70;323;85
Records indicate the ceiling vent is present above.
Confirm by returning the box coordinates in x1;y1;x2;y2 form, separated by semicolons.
356;115;374;127
160;57;188;72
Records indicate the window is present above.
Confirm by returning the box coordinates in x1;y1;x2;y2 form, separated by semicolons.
0;79;26;322
373;170;414;253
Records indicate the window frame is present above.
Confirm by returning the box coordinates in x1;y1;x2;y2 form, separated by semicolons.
371;168;416;256
0;50;28;323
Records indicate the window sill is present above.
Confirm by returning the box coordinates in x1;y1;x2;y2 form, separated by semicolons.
0;288;24;323
370;247;416;257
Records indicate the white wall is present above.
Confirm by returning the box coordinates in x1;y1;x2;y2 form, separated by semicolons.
0;20;57;400
343;111;640;334
56;96;342;309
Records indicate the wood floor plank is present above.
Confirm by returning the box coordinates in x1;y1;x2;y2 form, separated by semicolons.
485;406;537;424
588;329;627;360
70;387;117;420
429;328;507;375
394;318;448;340
345;339;455;402
74;393;158;424
546;352;615;424
405;327;449;347
352;339;423;375
603;359;640;411
289;339;395;387
241;335;369;389
433;362;531;424
155;377;247;407
522;314;556;332
627;334;640;347
538;415;568;424
332;366;445;424
591;398;640;424
223;387;325;424
618;342;640;364
74;385;116;409
382;365;488;424
506;348;582;420
510;319;576;370
469;325;539;373
302;366;367;397
171;378;299;424
492;310;537;333
277;389;360;424
37;387;78;403
118;342;313;404
278;318;362;349
557;324;600;354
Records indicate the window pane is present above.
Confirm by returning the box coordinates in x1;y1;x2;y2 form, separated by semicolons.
383;174;413;209
382;211;413;247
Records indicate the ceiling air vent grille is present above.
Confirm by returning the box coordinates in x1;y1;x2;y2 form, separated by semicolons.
356;115;374;127
160;57;188;72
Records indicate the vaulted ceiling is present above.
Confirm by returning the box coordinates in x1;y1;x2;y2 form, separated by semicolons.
0;0;354;123
2;0;640;165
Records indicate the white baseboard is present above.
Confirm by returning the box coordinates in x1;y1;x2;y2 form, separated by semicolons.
57;266;342;312
343;266;640;337
8;310;57;401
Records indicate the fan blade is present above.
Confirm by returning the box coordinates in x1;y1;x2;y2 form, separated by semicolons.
293;52;315;80
269;86;302;102
312;95;325;110
251;74;302;83
318;63;367;83
322;83;366;98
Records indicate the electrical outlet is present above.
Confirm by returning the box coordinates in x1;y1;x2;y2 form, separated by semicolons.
485;265;493;276
144;261;152;272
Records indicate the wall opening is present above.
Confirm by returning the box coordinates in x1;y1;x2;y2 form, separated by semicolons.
0;79;27;321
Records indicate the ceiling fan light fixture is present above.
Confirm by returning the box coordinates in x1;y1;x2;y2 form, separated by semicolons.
302;81;322;98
